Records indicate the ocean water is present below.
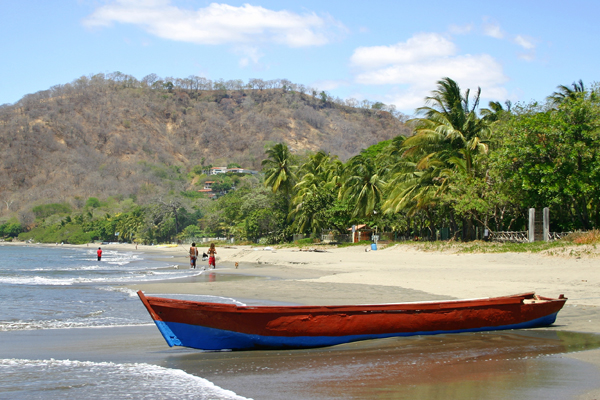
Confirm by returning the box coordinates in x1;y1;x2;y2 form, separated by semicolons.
0;244;250;400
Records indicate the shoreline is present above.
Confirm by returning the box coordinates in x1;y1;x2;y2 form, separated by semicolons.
4;240;600;309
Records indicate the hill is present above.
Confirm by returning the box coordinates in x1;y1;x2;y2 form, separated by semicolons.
0;73;411;216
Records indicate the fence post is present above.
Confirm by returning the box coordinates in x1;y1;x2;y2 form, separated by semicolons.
528;208;535;242
543;207;550;242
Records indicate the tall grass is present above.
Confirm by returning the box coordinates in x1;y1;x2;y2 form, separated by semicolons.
564;230;600;244
414;238;596;254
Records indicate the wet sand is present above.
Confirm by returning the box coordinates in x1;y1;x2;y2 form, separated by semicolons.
2;325;600;400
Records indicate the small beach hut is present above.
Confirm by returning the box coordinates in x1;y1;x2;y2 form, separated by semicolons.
348;224;374;243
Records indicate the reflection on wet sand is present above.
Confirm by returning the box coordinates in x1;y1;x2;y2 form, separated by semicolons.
160;271;261;284
167;330;600;400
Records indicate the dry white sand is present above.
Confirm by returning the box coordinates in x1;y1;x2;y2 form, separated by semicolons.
129;243;599;313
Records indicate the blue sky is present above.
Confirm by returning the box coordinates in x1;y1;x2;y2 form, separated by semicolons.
2;0;598;115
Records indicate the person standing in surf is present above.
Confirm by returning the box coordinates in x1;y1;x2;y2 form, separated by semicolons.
207;243;217;269
189;242;198;269
97;247;102;261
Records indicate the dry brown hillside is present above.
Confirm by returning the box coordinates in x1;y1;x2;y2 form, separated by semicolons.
0;73;411;214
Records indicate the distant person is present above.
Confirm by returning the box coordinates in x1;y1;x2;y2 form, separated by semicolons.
208;243;217;269
189;242;199;269
97;247;102;261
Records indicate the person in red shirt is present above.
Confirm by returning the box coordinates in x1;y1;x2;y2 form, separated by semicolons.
97;247;102;261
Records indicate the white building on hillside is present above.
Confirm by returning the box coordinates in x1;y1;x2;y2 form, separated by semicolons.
209;167;227;175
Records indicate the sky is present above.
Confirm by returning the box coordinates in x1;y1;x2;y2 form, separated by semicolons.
1;0;599;115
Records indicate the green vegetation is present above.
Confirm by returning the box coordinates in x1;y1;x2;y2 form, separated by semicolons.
85;198;101;208
0;219;23;239
4;76;600;249
32;203;72;219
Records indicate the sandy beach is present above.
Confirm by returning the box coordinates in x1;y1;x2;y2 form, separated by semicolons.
117;241;599;399
128;243;600;326
3;241;600;399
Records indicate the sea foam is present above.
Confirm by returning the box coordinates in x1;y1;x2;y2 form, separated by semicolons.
0;358;252;400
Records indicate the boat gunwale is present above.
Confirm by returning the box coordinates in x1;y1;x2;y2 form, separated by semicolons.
138;291;566;315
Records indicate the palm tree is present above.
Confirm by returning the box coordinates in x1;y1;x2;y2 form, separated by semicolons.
289;151;341;234
261;143;296;197
115;207;145;243
480;100;512;123
548;79;586;105
405;77;491;177
382;78;492;239
340;154;386;218
381;146;452;238
293;151;342;197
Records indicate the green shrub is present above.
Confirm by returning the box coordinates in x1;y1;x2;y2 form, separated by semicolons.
85;197;101;208
180;190;204;199
0;221;23;237
18;223;91;244
191;165;205;175
32;203;72;219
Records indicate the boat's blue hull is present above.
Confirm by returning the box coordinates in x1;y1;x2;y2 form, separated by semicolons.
153;311;559;351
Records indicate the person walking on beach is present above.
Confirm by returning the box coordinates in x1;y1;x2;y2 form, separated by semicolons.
189;242;199;269
208;243;217;269
97;247;102;261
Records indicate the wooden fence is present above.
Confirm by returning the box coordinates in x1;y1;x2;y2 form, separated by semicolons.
491;231;573;243
490;231;529;243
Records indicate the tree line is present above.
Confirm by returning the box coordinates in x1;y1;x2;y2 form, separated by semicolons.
258;77;600;240
3;76;599;244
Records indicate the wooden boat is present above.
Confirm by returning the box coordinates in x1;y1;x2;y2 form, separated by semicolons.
137;291;567;351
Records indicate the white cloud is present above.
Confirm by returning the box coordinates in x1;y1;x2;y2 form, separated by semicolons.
350;33;456;69
356;54;505;87
514;34;535;50
483;21;504;39
384;88;427;113
350;33;509;112
83;0;345;48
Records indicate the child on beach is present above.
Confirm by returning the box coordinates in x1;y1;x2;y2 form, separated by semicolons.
189;242;198;269
97;247;102;261
208;243;216;269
